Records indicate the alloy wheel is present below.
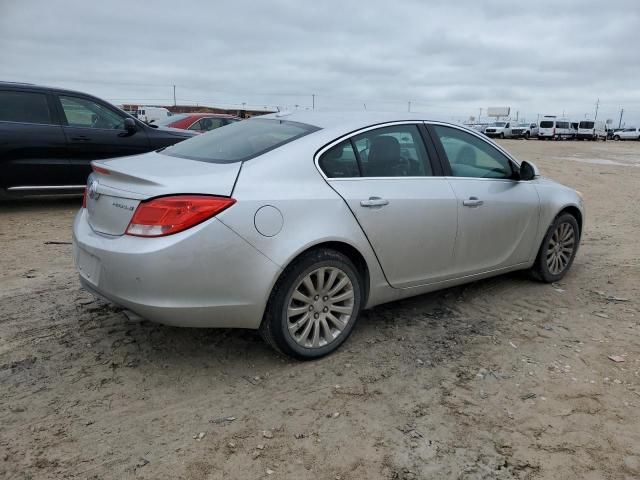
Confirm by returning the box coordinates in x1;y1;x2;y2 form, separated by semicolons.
286;267;355;348
546;222;575;275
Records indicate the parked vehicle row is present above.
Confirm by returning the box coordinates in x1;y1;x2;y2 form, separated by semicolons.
478;116;634;141
0;82;196;195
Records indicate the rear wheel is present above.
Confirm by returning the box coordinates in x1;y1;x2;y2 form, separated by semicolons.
259;249;363;360
530;213;579;283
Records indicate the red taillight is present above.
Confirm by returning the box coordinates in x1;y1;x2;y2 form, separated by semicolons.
82;188;87;208
125;195;236;237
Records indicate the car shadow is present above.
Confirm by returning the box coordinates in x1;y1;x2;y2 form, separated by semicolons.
74;271;533;372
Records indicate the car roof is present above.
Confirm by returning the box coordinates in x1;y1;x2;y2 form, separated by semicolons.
0;81;94;97
258;110;460;131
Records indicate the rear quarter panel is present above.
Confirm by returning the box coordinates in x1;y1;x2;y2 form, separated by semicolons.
216;137;398;309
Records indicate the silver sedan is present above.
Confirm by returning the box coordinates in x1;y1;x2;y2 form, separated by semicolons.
73;112;584;359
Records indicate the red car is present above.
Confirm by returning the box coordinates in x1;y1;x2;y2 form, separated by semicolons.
155;113;240;133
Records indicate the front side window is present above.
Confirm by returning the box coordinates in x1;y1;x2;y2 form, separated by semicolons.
0;90;52;124
432;125;514;179
352;124;432;177
163;118;319;163
318;140;359;178
60;96;125;130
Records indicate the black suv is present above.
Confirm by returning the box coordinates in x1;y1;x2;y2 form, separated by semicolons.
0;82;196;196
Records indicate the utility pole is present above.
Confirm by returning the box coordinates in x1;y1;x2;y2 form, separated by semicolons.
594;98;600;121
478;108;482;123
408;101;411;112
312;94;315;110
618;108;624;128
173;85;176;106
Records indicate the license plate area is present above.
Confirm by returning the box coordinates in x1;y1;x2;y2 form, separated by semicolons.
74;244;101;286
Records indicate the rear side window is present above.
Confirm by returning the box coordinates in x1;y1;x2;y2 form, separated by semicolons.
353;124;433;177
163;118;319;163
0;90;52;124
319;140;360;178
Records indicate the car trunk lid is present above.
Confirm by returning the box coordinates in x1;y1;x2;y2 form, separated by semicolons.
86;151;241;236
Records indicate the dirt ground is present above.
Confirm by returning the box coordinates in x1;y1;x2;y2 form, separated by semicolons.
1;139;639;480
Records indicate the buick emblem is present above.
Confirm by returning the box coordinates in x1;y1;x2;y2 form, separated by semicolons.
88;180;100;200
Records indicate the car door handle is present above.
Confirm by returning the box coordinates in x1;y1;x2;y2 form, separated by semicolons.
463;197;484;207
70;136;91;142
360;197;389;207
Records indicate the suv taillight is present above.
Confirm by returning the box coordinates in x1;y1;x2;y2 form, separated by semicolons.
125;195;236;237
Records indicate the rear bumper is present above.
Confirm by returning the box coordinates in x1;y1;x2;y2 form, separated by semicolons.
72;208;281;328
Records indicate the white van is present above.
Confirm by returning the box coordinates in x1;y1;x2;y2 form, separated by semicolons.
538;117;575;140
577;120;607;141
137;106;172;124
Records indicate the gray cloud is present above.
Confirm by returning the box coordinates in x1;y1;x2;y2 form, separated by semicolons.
1;0;639;124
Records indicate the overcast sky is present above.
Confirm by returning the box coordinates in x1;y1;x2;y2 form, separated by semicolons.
1;0;639;125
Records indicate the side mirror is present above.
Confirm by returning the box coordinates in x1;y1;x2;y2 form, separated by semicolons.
519;160;539;181
124;117;137;133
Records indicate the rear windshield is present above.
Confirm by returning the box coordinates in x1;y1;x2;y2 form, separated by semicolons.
162;118;320;163
579;121;594;129
540;121;554;128
493;122;506;127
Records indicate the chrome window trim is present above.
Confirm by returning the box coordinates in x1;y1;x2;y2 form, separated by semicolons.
8;185;85;191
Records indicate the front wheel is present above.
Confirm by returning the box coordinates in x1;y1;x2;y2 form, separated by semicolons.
524;132;530;140
260;249;363;359
500;132;505;139
614;135;620;141
530;213;580;283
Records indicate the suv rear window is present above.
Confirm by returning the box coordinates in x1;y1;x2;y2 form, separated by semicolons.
540;121;554;128
0;90;52;124
162;118;319;163
579;121;595;129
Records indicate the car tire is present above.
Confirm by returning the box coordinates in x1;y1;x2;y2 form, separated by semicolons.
524;132;530;140
530;213;580;283
500;132;505;139
614;135;620;141
259;248;363;360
